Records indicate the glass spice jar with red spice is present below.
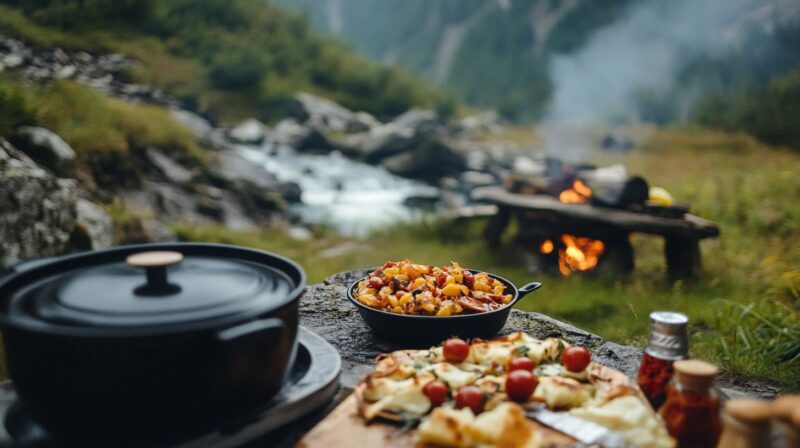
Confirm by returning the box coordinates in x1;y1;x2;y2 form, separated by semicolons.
659;359;722;448
637;311;689;409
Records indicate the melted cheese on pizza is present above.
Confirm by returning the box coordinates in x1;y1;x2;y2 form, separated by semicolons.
570;396;675;448
532;376;589;410
363;379;432;421
424;363;480;389
417;403;540;448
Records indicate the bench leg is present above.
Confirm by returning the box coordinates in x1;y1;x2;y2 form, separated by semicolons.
483;206;511;250
665;236;701;281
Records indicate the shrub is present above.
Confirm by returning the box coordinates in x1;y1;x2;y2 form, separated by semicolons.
0;77;37;137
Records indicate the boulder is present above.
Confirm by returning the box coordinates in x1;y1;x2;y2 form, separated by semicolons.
338;108;440;163
145;148;193;184
381;139;467;183
291;92;379;134
0;138;77;269
72;198;113;250
140;219;177;243
10;126;76;177
227;118;266;145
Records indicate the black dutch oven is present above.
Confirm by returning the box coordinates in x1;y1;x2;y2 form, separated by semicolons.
0;243;306;446
347;270;542;345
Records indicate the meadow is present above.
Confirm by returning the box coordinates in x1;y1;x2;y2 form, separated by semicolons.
175;127;800;390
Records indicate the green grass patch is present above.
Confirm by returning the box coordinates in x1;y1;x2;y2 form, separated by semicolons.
0;75;206;188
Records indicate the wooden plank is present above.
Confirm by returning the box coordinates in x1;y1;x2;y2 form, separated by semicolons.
472;186;720;239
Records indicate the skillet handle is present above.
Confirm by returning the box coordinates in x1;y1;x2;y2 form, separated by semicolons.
515;282;543;303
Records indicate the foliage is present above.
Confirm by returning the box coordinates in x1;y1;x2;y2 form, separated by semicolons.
0;77;37;136
0;76;205;188
0;0;454;123
695;70;800;150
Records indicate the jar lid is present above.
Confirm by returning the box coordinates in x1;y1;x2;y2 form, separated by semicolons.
0;244;305;332
772;395;800;421
645;311;689;360
725;399;772;425
673;359;718;389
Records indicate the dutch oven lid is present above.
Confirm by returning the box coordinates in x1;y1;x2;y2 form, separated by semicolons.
2;244;304;329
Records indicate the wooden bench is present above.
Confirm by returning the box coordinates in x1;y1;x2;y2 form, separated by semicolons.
471;186;720;280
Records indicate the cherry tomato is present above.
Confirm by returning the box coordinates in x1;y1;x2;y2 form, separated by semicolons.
368;276;384;289
423;381;448;407
443;338;470;364
454;386;484;414
383;261;396;268
508;357;534;372
463;271;475;288
505;370;538;402
562;346;592;372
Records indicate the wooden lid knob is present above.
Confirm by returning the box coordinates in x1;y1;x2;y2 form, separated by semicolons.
673;359;718;389
127;251;184;268
725;399;772;425
772;395;800;421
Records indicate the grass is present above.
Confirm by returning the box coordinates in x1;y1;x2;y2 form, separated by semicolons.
0;75;206;188
174;127;800;390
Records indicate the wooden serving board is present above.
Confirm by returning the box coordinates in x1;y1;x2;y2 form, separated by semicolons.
297;364;641;448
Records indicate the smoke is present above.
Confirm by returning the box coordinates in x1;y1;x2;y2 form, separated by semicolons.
541;0;793;157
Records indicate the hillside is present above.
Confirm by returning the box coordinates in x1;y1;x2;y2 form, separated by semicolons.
279;0;800;129
0;0;455;124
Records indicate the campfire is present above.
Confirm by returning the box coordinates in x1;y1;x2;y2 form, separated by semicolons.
558;180;591;204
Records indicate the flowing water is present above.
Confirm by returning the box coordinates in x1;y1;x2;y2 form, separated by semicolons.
237;144;441;236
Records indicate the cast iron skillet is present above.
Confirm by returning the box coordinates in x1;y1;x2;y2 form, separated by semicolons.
347;270;542;345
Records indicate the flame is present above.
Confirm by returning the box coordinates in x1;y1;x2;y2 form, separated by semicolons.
559;179;591;204
539;239;554;254
558;234;605;276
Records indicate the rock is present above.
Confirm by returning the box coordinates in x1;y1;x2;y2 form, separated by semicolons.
381;139;467;183
291;92;379;134
287;226;313;241
145;148;193;184
460;170;496;188
169;109;213;139
338;108;440;163
270;119;308;147
2;53;24;68
140;219;177;243
55;65;76;79
9;127;76;177
73;198;113;250
276;181;302;203
453;110;501;136
228;118;266;145
0;138;77;269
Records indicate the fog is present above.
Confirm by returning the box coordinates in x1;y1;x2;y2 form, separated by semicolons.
541;0;796;157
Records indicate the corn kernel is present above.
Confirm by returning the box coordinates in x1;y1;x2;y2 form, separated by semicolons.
388;295;399;308
460;285;470;295
413;278;426;288
402;264;420;280
421;302;436;313
436;306;452;316
445;275;455;285
394;274;409;282
392;306;404;314
380;286;392;295
503;294;513;304
443;283;462;297
493;286;505;295
383;266;400;279
454;273;463;283
399;293;413;306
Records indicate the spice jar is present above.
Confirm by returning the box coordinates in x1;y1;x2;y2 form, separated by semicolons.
637;311;689;409
772;395;800;448
717;399;772;448
659;359;721;448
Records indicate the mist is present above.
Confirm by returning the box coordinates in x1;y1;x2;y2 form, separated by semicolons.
541;0;793;157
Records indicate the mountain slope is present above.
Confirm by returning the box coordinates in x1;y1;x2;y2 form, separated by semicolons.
0;0;455;123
